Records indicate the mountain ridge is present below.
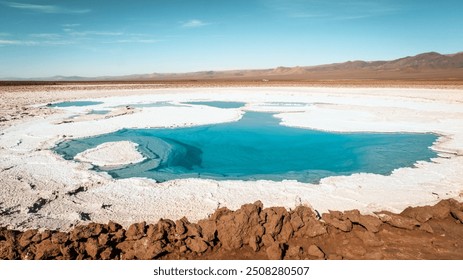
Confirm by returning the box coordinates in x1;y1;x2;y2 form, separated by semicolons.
5;51;463;81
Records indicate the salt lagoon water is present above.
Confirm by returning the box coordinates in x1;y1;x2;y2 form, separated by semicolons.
54;111;438;183
183;101;246;108
48;101;104;107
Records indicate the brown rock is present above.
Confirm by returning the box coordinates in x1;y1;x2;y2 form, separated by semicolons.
111;228;125;243
241;200;263;215
174;240;184;248
322;212;353;232
263;207;287;237
21;246;36;260
328;210;343;220
354;230;384;247
108;221;122;232
217;215;244;250
327;254;343;260
60;244;74;259
185;223;202;238
450;210;463;223
266;243;283;260
157;219;175;242
132;238;165;259
70;241;86;255
301;218;327;238
98;233;109;246
401;206;433;223
419;223;434;234
35;239;61;260
51;232;69;244
41;230;52;240
164;243;175;253
293;206;318;221
277;217;294;243
290;212;304;231
186;237;209;253
261;234;274;247
337;244;366;259
197;220;216;242
179;245;188;253
0;240;17;259
116;240;134;253
70;225;92;241
248;235;260;252
100;247;114;260
430;200;452;219
87;223;105;236
0;228;15;241
254;225;265;239
359;215;382;233
286;246;303;259
216;202;263;250
308;244;325;259
343;210;362;221
344;210;382;233
364;251;384;260
85;238;99;259
18;229;38;248
175;217;188;235
209;207;233;221
126;222;146;240
378;213;420;230
31;232;42;242
146;224;165;241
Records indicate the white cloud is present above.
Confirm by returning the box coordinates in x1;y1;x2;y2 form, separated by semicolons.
0;39;37;46
29;33;61;39
68;31;124;37
3;2;90;14
62;23;81;28
181;19;209;28
0;38;74;46
112;39;161;44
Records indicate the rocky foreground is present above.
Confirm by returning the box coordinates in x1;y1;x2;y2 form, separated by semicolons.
1;199;463;260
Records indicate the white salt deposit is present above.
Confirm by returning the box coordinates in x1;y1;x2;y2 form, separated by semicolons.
74;141;145;168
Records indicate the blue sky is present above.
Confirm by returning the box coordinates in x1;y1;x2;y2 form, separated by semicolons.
0;0;462;78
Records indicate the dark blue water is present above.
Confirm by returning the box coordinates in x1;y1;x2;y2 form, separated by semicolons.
54;112;438;183
183;101;246;108
48;101;103;107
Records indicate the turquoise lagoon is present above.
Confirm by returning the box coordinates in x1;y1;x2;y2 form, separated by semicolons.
183;101;246;108
54;111;438;183
48;101;104;107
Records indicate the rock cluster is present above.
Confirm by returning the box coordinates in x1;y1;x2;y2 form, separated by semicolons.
1;199;462;260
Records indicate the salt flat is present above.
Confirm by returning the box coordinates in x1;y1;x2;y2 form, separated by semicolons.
1;87;462;230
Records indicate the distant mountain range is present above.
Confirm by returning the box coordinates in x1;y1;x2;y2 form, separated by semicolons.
6;51;463;81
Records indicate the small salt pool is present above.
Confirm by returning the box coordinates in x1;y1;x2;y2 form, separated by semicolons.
48;101;103;107
183;101;246;108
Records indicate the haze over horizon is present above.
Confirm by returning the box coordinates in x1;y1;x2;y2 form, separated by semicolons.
1;0;462;79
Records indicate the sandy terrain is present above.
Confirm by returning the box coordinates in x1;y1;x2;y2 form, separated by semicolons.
1;84;462;235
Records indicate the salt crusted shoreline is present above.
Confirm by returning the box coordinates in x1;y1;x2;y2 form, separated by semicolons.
0;87;463;231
